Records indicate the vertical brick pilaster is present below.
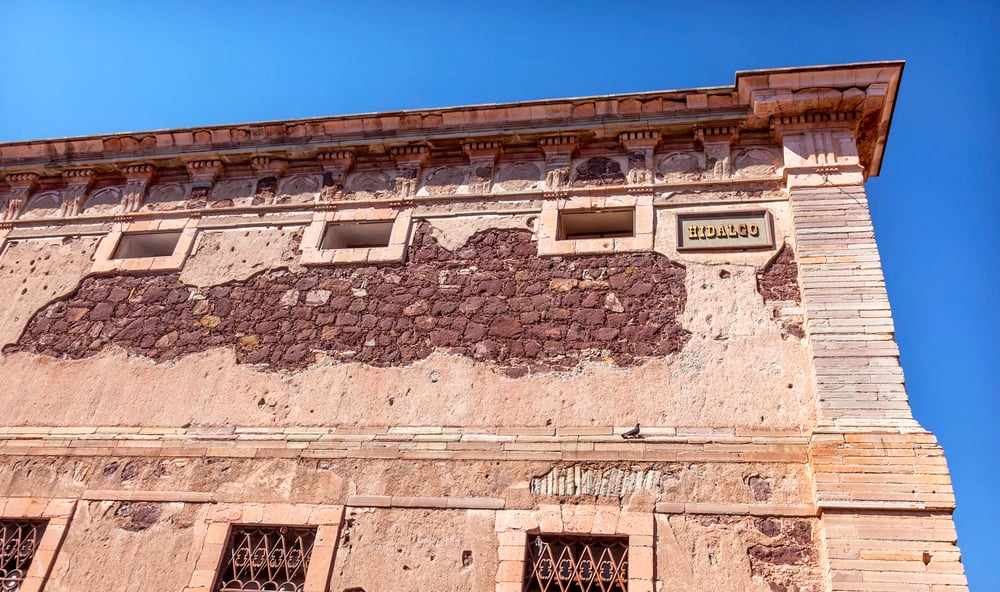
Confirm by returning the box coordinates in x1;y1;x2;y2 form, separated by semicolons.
788;183;916;428
783;121;968;592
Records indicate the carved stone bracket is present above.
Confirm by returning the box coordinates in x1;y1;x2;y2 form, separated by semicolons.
316;150;355;202
3;172;39;220
184;160;222;208
185;160;223;185
695;126;739;180
539;135;577;193
251;156;289;205
463;141;502;194
120;164;156;213
62;169;96;216
251;155;289;177
620;131;661;186
390;145;430;198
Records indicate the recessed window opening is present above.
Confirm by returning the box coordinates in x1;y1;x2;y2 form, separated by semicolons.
321;221;393;249
558;209;634;240
112;230;182;259
524;534;628;592
0;519;47;590
214;525;317;592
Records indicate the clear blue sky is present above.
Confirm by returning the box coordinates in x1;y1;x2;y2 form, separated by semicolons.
1;1;997;587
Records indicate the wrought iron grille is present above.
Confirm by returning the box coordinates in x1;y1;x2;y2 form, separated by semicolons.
0;520;46;592
214;525;317;592
524;535;628;592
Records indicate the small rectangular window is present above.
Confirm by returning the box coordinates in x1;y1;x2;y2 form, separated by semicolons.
558;210;634;240
112;230;182;259
320;221;394;249
214;525;317;592
0;519;47;589
524;534;628;592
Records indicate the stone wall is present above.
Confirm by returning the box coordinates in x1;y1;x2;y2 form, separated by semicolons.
12;223;689;375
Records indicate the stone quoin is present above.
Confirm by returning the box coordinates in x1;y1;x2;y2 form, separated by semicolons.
0;61;967;591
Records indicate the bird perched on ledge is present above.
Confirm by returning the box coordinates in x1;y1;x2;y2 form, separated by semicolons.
621;423;641;440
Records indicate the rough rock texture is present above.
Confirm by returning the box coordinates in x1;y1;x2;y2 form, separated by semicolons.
14;223;689;374
329;508;498;591
656;514;823;592
0;236;101;347
46;500;207;592
757;244;800;303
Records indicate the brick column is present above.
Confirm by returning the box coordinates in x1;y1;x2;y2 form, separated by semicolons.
780;117;968;591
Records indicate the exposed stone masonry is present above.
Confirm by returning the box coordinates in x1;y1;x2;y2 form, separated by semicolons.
12;222;689;374
757;244;800;303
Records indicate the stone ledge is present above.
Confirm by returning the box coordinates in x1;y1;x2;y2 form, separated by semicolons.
654;502;818;516
346;495;504;510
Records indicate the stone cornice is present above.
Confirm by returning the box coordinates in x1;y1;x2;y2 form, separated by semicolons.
0;62;902;180
736;61;903;176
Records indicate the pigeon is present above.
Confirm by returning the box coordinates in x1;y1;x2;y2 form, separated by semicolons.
621;423;641;440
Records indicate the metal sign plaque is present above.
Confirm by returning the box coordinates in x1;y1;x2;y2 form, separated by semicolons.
677;211;774;250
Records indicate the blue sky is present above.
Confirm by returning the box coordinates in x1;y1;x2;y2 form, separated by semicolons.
1;0;997;587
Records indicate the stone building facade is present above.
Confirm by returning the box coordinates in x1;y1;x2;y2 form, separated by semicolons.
0;62;967;591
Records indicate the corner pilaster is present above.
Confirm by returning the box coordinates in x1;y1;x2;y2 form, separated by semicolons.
776;103;966;590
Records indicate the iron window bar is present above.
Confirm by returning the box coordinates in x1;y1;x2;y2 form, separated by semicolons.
214;525;317;592
0;520;47;592
524;535;628;592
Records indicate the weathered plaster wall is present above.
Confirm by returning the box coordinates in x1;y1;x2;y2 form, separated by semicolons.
0;218;811;430
179;226;304;287
329;508;499;591
46;500;208;592
656;514;824;592
0;236;100;347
